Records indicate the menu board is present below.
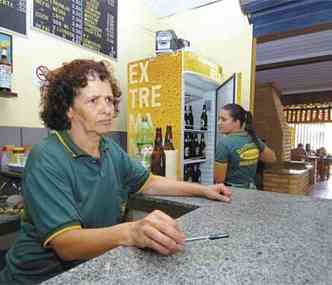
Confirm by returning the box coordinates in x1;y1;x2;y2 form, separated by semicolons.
0;0;27;35
33;0;117;58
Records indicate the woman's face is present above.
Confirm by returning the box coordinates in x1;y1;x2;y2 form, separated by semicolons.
67;78;115;137
218;109;241;134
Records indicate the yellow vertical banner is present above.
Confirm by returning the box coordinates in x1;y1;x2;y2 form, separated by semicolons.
127;53;183;178
235;72;242;105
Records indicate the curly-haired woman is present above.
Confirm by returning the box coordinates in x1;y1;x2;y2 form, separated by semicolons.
0;59;232;284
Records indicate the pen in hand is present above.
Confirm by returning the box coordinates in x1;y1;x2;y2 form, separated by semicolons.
185;233;229;242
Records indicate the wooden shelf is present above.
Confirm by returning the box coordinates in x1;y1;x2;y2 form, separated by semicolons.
0;91;17;98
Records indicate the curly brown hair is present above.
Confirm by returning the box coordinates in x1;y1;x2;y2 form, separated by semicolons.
40;59;122;130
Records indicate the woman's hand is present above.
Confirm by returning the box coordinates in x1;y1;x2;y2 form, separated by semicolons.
127;210;185;255
203;184;232;203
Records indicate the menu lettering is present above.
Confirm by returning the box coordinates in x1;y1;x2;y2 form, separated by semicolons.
33;0;117;58
0;0;26;34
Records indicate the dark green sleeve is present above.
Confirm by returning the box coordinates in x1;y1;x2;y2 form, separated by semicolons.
215;141;229;163
111;142;150;194
23;145;81;244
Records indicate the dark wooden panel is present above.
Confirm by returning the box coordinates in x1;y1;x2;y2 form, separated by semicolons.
281;91;332;106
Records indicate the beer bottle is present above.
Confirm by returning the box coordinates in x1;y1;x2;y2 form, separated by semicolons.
184;133;190;159
150;128;166;176
200;104;208;130
192;164;197;182
196;164;202;183
199;134;206;158
193;133;200;157
187;165;193;182
184;105;189;129
164;125;177;180
188;133;193;158
188;105;194;129
0;48;11;92
164;125;175;150
184;165;189;181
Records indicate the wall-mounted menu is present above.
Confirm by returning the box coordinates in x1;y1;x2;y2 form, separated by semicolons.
33;0;117;58
0;0;27;35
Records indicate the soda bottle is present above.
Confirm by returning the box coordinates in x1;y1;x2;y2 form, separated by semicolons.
136;116;154;169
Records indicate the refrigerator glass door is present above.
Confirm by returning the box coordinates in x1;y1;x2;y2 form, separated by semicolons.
215;74;236;149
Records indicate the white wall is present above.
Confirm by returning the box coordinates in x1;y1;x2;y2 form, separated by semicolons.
156;0;253;108
0;0;157;131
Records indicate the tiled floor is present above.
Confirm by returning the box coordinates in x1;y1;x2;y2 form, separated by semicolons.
309;178;332;199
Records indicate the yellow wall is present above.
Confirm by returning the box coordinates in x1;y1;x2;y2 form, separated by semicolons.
156;0;253;109
0;0;157;131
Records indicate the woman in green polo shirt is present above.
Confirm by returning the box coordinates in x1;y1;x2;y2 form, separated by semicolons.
0;59;232;284
214;103;276;188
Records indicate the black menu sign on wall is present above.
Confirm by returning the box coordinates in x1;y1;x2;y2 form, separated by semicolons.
33;0;117;58
0;0;27;35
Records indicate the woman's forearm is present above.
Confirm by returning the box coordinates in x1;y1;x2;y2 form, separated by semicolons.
50;222;133;261
141;175;208;197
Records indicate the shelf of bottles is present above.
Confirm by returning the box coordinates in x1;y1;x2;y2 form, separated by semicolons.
183;94;209;183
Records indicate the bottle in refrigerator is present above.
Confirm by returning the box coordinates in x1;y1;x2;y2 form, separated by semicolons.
187;165;193;182
184;133;190;159
200;104;208;130
191;164;202;183
199;134;206;158
188;105;194;129
184;105;189;129
151;128;166;176
192;133;200;158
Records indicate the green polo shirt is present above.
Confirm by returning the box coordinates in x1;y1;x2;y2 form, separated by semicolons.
1;131;150;284
215;131;265;188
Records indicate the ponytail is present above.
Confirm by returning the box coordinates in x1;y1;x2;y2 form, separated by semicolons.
222;104;262;152
244;111;262;152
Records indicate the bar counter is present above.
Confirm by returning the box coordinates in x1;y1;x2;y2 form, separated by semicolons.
43;188;331;285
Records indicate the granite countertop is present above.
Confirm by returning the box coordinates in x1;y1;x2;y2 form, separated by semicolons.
44;188;331;285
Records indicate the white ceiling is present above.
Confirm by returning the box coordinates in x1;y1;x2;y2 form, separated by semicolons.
256;30;332;95
256;61;332;94
144;0;221;17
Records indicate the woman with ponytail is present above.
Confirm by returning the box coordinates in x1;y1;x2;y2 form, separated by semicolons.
214;103;276;189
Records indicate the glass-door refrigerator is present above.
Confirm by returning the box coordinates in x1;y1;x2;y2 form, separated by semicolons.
127;51;223;185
